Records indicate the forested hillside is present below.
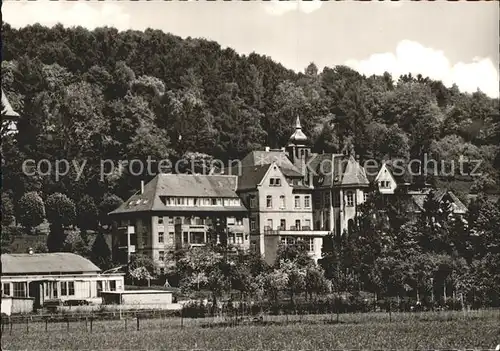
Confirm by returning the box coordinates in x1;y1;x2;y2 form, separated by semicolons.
2;22;499;208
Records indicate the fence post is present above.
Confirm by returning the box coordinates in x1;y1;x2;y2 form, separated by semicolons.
181;308;184;328
66;318;70;332
26;316;29;333
90;316;93;333
125;317;127;331
136;315;140;331
45;318;48;332
9;317;13;335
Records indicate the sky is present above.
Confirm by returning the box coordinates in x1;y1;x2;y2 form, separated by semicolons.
3;0;499;98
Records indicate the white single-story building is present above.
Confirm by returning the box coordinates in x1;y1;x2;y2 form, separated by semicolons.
1;252;125;310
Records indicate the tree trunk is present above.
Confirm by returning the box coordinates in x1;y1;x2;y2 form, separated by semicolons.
443;282;447;304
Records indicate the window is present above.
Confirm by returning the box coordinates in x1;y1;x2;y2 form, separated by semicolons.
183;232;189;244
159;251;165;261
97;281;103;297
294;196;300;208
304;219;311;229
176;197;185;205
280;219;286;230
169;232;175;243
250;219;256;231
194;198;198;206
363;192;368;202
267;219;273;230
270;177;281;186
184;217;192;225
109;280;116;292
245;234;249;241
236;217;243;226
236;233;243;244
227;217;236;225
380;180;390;189
158;231;164;243
61;282;75;296
295;220;301;230
279;195;286;209
212;198;217;205
2;283;11;296
346;191;354;207
305;237;314;252
168;217;174;224
313;194;321;208
324;192;331;206
13;282;26;298
68;282;75;296
266;195;273;208
158;217;163;224
332;191;340;207
304;196;311;208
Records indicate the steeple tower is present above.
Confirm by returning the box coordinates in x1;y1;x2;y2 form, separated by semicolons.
286;115;310;165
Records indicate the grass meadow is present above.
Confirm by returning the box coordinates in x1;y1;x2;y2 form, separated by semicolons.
2;310;499;350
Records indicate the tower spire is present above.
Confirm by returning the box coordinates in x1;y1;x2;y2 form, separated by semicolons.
295;115;302;130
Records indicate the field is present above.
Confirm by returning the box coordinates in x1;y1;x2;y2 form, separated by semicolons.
2;310;499;350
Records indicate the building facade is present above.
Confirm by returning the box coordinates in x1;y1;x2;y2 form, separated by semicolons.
109;174;250;272
1;252;124;309
235;117;370;264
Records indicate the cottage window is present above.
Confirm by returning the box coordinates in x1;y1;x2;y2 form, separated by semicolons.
158;231;164;243
2;283;11;296
68;282;75;296
109;280;116;292
212;198;217;205
346;191;354;207
61;282;68;296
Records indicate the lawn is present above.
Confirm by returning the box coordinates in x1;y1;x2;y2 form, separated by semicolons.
2;311;499;350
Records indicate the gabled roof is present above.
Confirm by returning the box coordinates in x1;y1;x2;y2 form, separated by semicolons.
110;174;245;215
240;150;302;177
410;189;467;214
310;153;369;188
236;164;272;191
364;161;413;185
1;89;20;119
1;253;101;275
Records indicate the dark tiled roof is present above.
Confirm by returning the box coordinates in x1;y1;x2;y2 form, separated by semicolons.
2;253;101;274
240;150;301;176
410;189;467;214
110;174;244;214
236;164;272;191
311;154;369;188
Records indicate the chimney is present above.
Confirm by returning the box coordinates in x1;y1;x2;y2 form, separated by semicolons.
140;180;144;195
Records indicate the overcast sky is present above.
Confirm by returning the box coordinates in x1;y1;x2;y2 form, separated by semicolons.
3;0;499;98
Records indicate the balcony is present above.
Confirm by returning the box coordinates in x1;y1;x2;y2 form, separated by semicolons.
264;226;328;236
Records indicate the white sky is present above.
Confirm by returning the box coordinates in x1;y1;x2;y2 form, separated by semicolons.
3;0;499;98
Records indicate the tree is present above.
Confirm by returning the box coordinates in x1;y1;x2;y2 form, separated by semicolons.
99;194;123;227
1;192;15;226
17;191;45;233
76;195;98;235
46;193;76;252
